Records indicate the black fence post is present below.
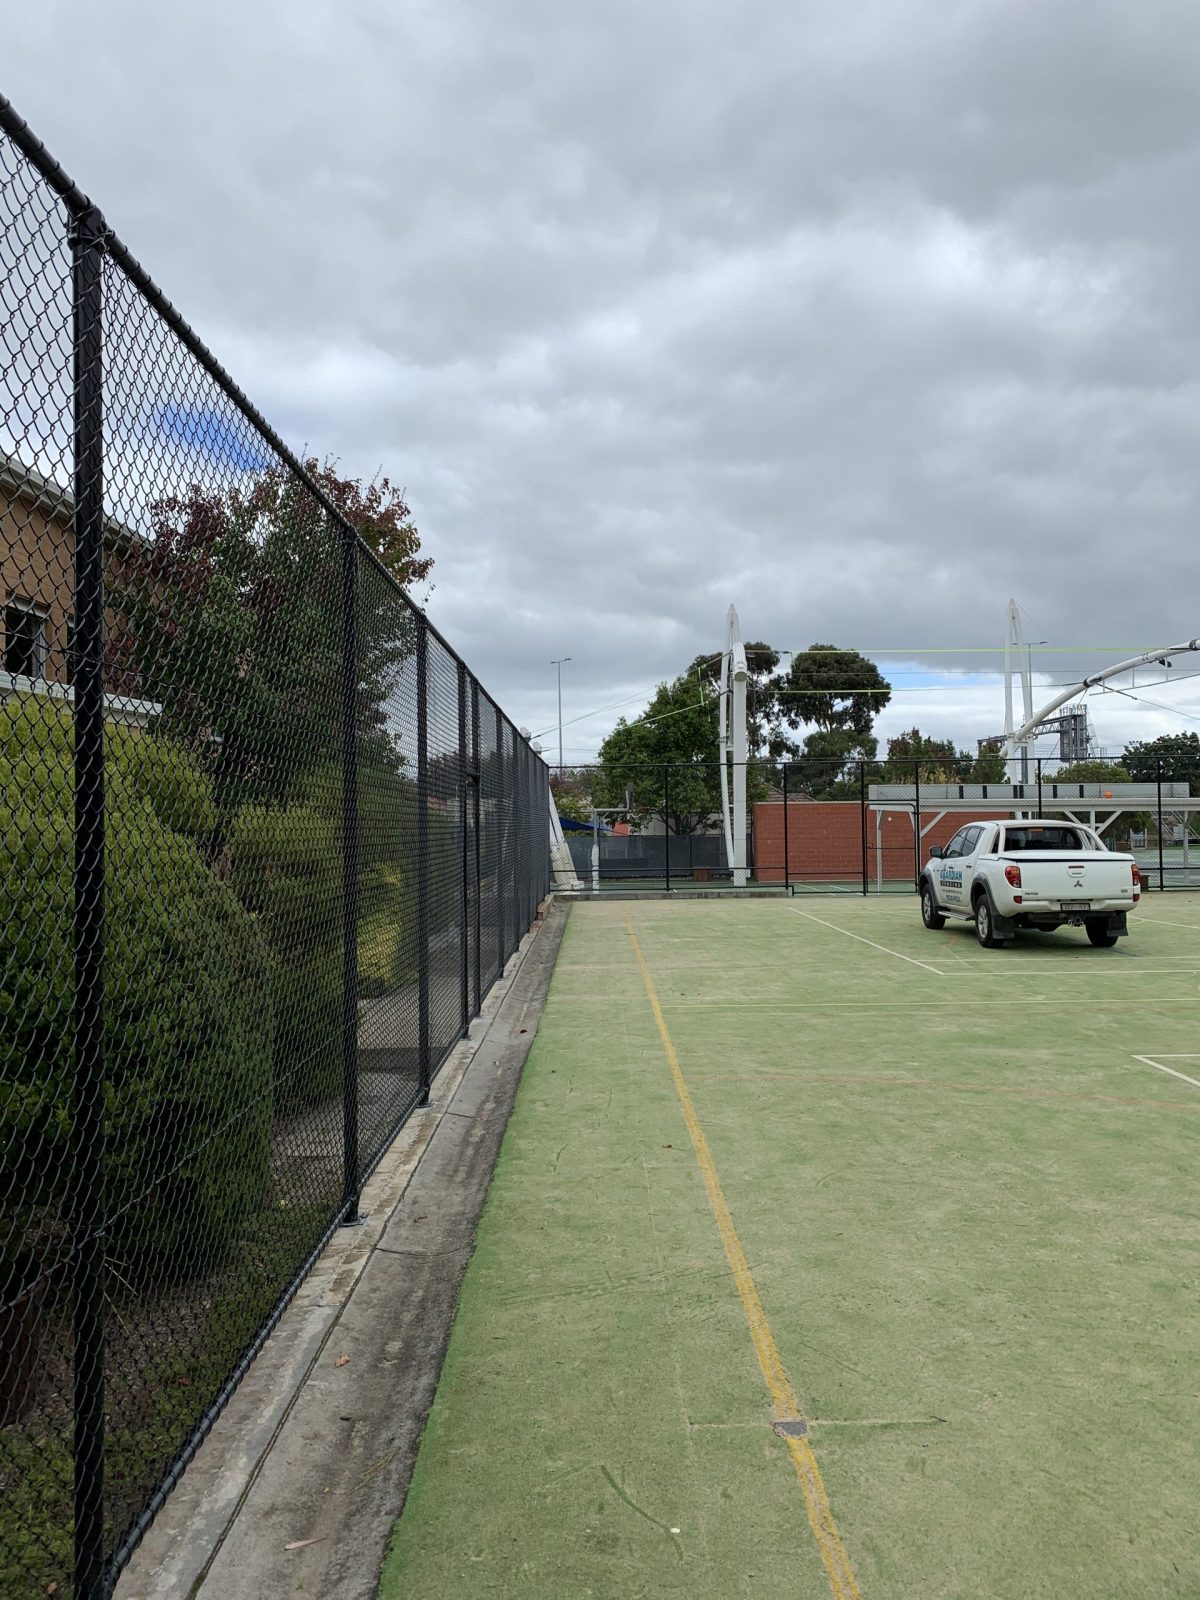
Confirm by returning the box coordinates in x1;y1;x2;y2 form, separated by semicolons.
471;681;482;1014
860;761;869;896
457;659;469;1038
70;201;108;1600
782;764;790;892
339;523;360;1214
495;706;507;967
523;743;533;928
416;618;431;1103
913;761;921;891
1037;757;1043;818
664;767;671;891
1157;758;1165;892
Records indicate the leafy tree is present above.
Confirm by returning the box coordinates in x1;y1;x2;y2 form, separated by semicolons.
970;743;1008;783
550;769;593;824
553;771;595;825
883;727;961;783
774;646;893;795
593;671;723;833
779;645;892;739
109;462;428;1113
1044;759;1152;843
115;460;426;816
307;458;430;593
1123;732;1200;794
787;729;879;799
554;791;591;824
882;730;1010;785
689;642;799;772
1052;760;1131;785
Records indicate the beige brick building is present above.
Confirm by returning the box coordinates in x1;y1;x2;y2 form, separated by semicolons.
0;450;157;726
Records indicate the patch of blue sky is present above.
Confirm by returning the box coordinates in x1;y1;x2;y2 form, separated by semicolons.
877;660;1000;692
154;402;272;473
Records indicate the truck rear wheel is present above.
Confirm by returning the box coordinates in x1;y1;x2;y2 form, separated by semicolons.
974;894;998;948
921;883;946;930
1086;918;1119;949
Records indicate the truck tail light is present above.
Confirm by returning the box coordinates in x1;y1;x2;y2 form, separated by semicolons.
1132;862;1141;899
1004;864;1022;888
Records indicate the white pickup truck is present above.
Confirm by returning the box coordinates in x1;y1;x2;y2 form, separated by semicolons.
920;819;1141;948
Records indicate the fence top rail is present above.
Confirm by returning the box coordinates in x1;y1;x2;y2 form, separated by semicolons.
0;90;523;717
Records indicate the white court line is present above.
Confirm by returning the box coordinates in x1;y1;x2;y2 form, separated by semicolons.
786;906;944;976
941;967;1200;977
1132;1055;1200;1090
1134;916;1200;931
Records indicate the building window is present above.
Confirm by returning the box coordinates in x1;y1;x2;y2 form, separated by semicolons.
4;599;48;680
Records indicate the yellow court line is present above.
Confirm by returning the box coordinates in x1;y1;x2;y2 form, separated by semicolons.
624;916;863;1600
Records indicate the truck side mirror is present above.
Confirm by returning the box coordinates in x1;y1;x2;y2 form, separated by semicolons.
928;846;944;859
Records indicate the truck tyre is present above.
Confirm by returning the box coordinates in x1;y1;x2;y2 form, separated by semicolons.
1086;918;1119;949
920;882;946;931
974;892;999;949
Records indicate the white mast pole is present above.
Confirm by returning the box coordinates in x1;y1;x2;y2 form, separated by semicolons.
721;605;750;887
1004;599;1019;781
719;610;735;871
731;646;749;886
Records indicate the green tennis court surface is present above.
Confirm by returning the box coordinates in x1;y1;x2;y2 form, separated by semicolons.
380;896;1200;1599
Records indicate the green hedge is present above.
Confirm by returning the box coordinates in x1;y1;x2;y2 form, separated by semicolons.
0;701;273;1278
227;759;414;1111
227;795;344;1112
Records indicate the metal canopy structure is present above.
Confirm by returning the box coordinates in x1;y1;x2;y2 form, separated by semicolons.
1005;638;1200;758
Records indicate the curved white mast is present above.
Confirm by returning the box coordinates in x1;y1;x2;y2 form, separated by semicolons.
1006;639;1200;755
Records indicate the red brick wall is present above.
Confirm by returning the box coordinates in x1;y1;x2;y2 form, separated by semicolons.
753;803;1009;884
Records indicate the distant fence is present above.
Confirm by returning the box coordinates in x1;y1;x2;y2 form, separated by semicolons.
0;97;549;1599
556;760;1200;893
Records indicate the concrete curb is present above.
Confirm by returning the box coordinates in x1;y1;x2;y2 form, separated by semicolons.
119;899;569;1600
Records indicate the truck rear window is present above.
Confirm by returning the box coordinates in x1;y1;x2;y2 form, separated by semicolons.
1002;827;1088;852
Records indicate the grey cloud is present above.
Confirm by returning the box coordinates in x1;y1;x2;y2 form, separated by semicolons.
8;0;1200;757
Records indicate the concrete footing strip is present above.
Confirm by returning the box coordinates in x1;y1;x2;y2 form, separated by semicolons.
119;899;570;1600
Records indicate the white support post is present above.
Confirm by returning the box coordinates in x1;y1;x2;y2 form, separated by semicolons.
720;605;750;887
876;810;884;893
731;644;748;887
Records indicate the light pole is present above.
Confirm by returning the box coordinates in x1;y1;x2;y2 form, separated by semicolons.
551;657;571;771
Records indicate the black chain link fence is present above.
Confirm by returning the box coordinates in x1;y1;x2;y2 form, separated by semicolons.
556;759;1200;893
0;96;550;1599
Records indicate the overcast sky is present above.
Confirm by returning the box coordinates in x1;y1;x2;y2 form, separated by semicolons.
9;0;1200;760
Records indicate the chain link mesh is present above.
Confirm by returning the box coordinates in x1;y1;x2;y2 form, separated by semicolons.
0;106;550;1599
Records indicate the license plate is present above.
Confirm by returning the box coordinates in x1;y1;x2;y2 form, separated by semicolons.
1060;900;1092;911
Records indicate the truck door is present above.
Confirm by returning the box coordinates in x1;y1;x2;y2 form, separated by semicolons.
938;827;969;907
956;826;987;900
